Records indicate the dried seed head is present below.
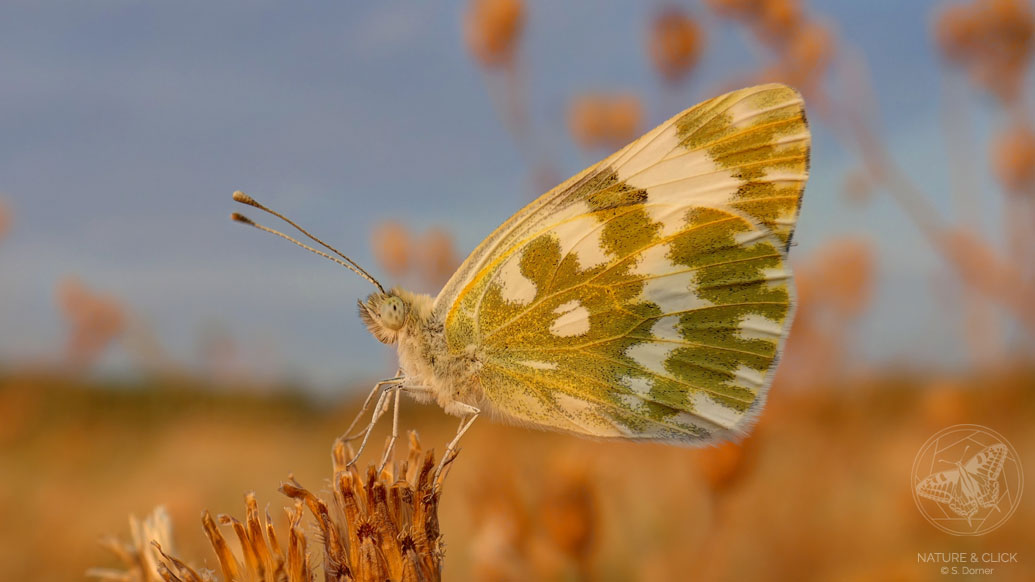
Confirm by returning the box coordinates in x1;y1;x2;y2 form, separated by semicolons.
93;432;447;582
371;221;411;279
56;277;128;370
420;227;459;290
992;124;1035;194
0;198;10;241
568;93;644;151
464;0;525;68
648;7;703;85
933;0;1035;102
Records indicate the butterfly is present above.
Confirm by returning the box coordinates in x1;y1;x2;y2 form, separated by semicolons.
915;444;1008;526
232;83;809;477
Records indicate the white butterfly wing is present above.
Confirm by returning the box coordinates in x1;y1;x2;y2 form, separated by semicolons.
436;84;808;444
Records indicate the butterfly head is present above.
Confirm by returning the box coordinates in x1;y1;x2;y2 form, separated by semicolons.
358;291;410;344
230;190;417;344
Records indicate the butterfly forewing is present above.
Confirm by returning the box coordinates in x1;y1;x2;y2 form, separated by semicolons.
438;84;809;443
916;470;960;505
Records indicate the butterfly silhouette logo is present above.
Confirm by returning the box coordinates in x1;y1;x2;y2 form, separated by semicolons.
915;444;1006;526
911;425;1023;536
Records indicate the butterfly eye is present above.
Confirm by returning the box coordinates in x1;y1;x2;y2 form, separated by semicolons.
379;296;407;331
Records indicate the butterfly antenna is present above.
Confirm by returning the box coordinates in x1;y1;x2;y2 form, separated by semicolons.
231;191;385;293
231;212;386;293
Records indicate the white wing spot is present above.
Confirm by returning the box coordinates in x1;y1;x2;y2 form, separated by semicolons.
733;365;766;390
737;313;783;341
620;375;653;395
761;268;792;289
644;204;690;238
639;272;712;314
734;229;768;246
631;243;672;277
498;250;536;305
552;215;610;270
686;392;741;429
625;341;678;378
618;393;645;409
549;300;591;337
649;316;683;341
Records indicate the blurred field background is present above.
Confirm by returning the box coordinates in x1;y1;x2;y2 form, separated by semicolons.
2;0;1035;580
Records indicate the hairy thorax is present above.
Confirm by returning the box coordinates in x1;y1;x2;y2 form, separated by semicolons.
393;290;484;416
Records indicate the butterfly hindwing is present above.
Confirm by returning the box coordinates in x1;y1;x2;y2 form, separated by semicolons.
437;84;808;443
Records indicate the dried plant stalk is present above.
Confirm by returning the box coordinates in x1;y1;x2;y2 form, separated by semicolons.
92;432;445;582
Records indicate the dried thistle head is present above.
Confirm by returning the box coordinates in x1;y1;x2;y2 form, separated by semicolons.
756;0;803;45
464;0;525;68
702;0;759;21
568;93;644;151
92;432;446;582
648;7;703;85
933;0;1035;102
370;221;411;279
88;507;175;582
0;198;9;241
992;124;1035;194
536;460;597;578
467;455;599;582
56;276;128;370
280;432;445;582
419;228;459;291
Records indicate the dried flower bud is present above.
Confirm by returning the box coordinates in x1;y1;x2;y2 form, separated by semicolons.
0;199;9;241
812;237;874;319
539;463;597;572
648;7;703;84
992;124;1035;193
568;93;644;151
609;95;644;146
464;0;526;68
93;433;446;582
933;0;1035;102
703;0;760;21
420;227;459;290
934;3;979;63
56;277;127;369
371;221;411;279
757;0;803;45
786;21;834;84
841;168;874;205
695;441;748;493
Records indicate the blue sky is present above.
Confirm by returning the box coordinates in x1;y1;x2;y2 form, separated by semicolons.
0;1;1020;392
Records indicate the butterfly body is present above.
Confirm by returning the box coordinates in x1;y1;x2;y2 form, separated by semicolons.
358;288;482;416
354;84;810;446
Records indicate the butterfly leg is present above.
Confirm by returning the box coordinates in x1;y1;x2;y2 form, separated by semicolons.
347;385;400;468
375;385;436;472
376;388;402;472
339;373;404;442
434;403;480;485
